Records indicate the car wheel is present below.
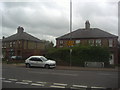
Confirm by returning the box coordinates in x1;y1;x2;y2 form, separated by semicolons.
26;64;31;68
45;64;50;69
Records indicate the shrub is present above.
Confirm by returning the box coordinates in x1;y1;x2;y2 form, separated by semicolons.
46;46;110;66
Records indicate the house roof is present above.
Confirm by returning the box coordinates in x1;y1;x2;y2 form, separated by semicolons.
56;21;118;40
3;27;42;42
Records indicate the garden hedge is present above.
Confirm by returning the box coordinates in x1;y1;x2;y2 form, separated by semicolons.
46;46;110;66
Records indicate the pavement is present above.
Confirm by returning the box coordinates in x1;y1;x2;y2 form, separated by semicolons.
3;63;119;72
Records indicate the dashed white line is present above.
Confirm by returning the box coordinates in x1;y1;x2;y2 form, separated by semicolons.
22;80;32;83
50;85;66;88
3;80;12;83
91;86;106;89
53;83;67;86
2;77;108;89
16;82;29;85
0;78;5;80
8;79;17;81
71;85;87;89
50;83;67;88
36;81;46;84
31;83;44;86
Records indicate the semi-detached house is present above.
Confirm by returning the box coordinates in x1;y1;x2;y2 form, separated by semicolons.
56;21;118;65
2;26;45;59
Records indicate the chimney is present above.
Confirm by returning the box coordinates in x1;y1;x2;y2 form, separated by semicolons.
17;26;24;34
85;20;90;30
2;36;5;39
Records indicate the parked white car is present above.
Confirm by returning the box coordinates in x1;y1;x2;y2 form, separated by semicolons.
25;56;56;69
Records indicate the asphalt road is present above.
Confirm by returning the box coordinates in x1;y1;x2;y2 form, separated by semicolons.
2;64;119;89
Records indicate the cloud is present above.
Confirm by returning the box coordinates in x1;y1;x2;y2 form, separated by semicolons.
0;0;119;45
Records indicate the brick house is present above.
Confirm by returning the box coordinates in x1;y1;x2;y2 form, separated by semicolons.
2;26;46;59
56;21;118;65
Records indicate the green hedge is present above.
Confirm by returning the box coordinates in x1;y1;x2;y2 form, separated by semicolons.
46;46;110;66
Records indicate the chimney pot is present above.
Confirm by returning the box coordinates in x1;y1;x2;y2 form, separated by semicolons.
17;26;24;33
85;20;90;30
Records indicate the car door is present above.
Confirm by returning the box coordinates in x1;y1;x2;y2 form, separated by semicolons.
36;58;44;67
29;57;37;66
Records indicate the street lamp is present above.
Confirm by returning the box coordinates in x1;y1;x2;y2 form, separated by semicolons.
69;0;72;67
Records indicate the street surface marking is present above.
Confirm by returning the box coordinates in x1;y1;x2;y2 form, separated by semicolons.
22;80;32;82
16;82;29;85
71;85;87;89
50;83;67;88
31;83;44;86
0;78;5;80
91;86;106;89
50;85;66;88
8;79;17;81
36;81;46;84
3;80;12;83
53;83;67;86
70;87;86;90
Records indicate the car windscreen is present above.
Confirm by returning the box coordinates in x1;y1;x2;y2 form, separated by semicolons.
41;57;48;61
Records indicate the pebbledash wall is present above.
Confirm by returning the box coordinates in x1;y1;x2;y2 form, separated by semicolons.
56;21;119;65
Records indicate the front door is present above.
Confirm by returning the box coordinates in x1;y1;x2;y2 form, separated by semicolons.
109;54;114;64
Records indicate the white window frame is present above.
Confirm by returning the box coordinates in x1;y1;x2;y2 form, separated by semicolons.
59;40;63;47
88;40;94;46
10;42;12;47
60;40;63;44
109;39;113;47
75;40;80;44
96;39;101;46
13;41;15;45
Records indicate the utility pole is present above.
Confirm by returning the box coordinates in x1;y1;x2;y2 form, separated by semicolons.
70;0;72;68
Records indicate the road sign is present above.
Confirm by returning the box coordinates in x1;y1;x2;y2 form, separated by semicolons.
67;41;74;46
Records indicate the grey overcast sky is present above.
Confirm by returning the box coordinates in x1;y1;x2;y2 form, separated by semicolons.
0;0;119;45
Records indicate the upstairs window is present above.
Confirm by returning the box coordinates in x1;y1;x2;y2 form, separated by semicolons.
75;40;80;44
59;40;63;47
10;42;13;47
60;40;63;44
18;41;21;44
13;42;16;45
96;39;101;46
109;39;113;47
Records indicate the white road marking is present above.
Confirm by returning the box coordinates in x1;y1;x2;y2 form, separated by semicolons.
50;85;66;88
53;83;67;86
16;82;29;85
22;80;32;82
36;81;46;84
71;87;83;90
50;83;67;88
0;78;5;80
91;86;106;89
3;80;12;83
8;79;17;81
31;83;44;86
71;85;87;88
